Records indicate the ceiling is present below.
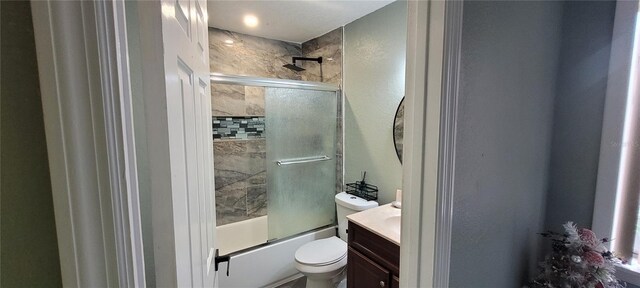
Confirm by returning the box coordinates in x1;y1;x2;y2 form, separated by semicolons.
207;0;395;44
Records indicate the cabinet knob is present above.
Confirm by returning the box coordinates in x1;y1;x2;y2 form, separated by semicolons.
380;281;385;287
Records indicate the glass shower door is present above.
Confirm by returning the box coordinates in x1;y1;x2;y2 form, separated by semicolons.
266;87;338;240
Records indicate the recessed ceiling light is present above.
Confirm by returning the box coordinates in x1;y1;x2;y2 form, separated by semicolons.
243;15;259;28
224;39;234;45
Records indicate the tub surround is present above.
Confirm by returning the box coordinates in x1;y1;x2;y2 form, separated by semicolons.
211;83;266;117
209;28;303;80
300;27;345;195
210;27;344;226
209;27;342;85
346;204;401;245
301;27;343;86
213;139;267;225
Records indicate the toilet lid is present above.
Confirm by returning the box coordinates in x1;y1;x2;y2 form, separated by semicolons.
295;236;347;266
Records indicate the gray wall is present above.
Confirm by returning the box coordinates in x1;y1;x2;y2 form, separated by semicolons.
451;1;619;286
450;1;564;287
544;0;616;232
0;1;63;286
344;1;407;205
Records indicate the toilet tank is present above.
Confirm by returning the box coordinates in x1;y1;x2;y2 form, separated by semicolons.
334;192;378;240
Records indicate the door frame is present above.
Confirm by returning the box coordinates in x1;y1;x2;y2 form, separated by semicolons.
31;0;145;286
400;0;462;287
32;0;463;286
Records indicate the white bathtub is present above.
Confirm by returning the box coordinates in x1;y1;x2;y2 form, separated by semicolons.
216;216;269;255
214;224;336;287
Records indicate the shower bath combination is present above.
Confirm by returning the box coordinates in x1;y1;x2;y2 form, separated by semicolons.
211;73;339;286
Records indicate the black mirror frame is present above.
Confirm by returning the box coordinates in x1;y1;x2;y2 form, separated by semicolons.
393;97;405;164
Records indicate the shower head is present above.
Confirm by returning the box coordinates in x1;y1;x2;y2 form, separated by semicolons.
283;63;306;72
283;56;322;72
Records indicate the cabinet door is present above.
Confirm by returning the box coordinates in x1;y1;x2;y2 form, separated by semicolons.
348;248;391;288
391;275;400;288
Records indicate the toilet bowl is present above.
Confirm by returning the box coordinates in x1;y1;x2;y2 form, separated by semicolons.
294;192;378;288
295;236;347;288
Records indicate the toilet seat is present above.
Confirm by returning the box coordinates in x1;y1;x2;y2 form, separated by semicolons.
295;236;347;267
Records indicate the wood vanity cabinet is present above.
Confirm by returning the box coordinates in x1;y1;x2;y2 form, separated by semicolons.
347;221;400;288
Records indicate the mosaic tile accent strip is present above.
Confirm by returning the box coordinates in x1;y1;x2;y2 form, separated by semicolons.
213;116;265;140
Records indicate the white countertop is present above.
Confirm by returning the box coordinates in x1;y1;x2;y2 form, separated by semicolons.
347;203;401;245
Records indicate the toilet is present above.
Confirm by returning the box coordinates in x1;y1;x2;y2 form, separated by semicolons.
294;192;378;288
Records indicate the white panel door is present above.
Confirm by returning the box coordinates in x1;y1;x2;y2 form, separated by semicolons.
160;0;215;286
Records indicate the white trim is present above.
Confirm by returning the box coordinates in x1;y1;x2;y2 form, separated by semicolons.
95;1;146;286
592;0;640;285
592;0;638;246
617;264;640;286
30;0;145;286
400;1;429;285
432;1;463;287
401;0;446;286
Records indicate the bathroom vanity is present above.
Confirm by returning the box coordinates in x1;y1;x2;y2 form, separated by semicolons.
346;204;401;288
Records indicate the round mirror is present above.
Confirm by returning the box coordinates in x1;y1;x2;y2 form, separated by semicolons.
393;97;404;163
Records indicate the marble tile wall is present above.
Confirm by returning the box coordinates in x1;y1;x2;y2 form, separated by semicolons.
209;27;344;226
301;27;344;194
214;139;267;225
209;28;302;79
211;83;265;117
301;27;343;86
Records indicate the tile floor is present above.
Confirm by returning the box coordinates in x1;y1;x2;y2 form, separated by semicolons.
275;276;347;288
275;276;306;288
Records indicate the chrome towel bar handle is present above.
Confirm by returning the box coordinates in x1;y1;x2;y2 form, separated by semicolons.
276;155;331;166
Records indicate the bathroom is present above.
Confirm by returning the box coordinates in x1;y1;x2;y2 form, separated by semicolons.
202;1;640;287
14;0;640;287
10;0;428;286
205;1;407;287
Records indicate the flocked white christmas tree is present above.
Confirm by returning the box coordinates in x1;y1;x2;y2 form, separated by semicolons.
529;222;624;288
